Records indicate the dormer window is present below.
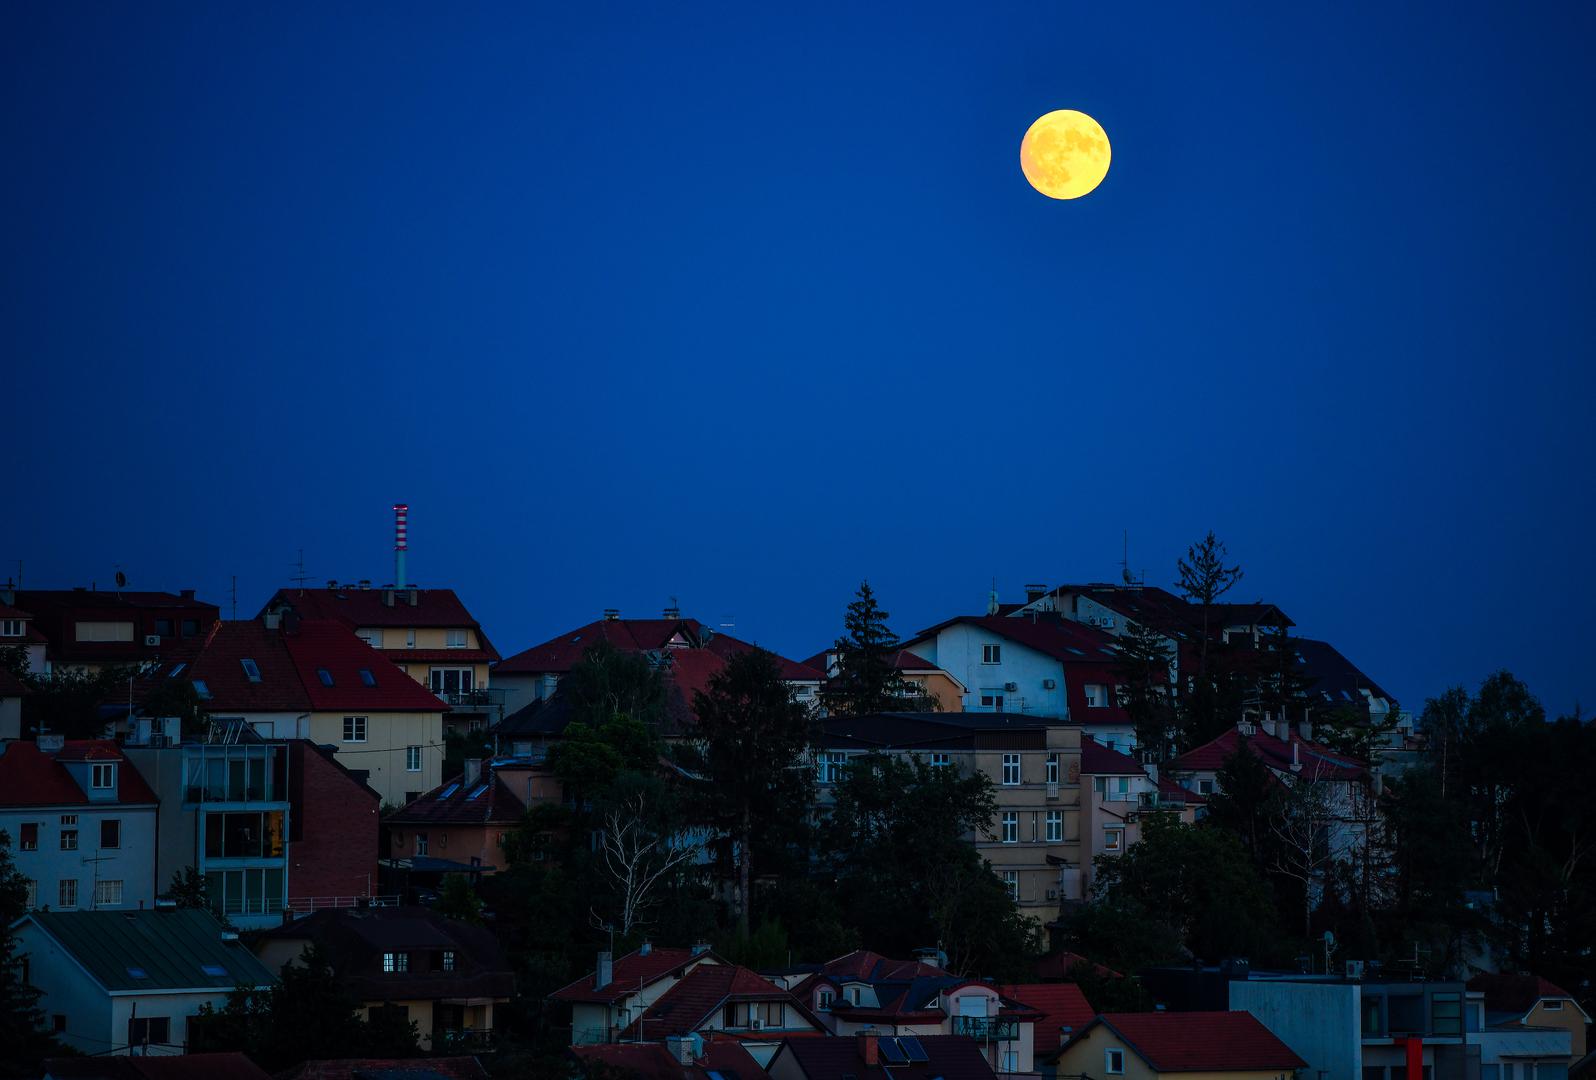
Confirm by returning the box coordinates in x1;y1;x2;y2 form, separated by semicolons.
91;763;115;790
193;680;211;700
240;659;261;683
0;619;21;637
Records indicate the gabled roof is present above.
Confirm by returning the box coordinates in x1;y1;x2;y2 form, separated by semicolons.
550;945;720;1005
772;1033;994;1080
1081;740;1145;776
1468;973;1589;1020
999;983;1094;1056
1168;726;1364;782
623;963;818;1039
1296;638;1396;709
0;740;159;808
263;586;499;654
181;620;313;712
495;617;820;683
573;1041;767;1080
823;949;948;983
911;614;1122;667
280;619;448;713
1035;951;1122;981
802;648;951;676
1064;1011;1307;1073
18;909;275;993
386;766;527;825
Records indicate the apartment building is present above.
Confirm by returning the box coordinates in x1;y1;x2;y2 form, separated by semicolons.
13;588;218;675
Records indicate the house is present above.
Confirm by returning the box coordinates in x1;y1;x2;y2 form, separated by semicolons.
13;588;219;675
551;943;724;1046
817;712;1085;920
385;755;558;876
1054;1011;1306;1080
802;648;967;713
42;1053;273;1079
996;983;1094;1063
768;1031;995;1080
1468;973;1589;1062
262;582;504;735
147;616;448;806
574;1039;768;1080
901;614;1131;742
0;664;27;741
0;739;159;913
492;611;822;737
13;907;276;1057
1079;740;1203;896
252;906;514;1053
0;592;51;674
620;962;827;1066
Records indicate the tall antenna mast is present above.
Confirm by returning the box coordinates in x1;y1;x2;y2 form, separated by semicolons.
230;575;237;621
393;503;409;588
290;550;310;593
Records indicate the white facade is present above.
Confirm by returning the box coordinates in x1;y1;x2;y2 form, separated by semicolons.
903;624;1067;716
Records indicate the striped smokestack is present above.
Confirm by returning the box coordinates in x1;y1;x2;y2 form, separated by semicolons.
393;503;409;588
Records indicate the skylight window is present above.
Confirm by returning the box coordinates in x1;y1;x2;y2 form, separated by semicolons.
193;680;211;700
439;783;460;799
168;662;187;678
200;964;229;977
317;668;334;687
466;784;488;800
1066;647;1086;656
240;658;261;683
359;669;376;687
126;966;149;979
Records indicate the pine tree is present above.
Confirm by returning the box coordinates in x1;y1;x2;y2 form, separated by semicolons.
821;582;921;717
1176;532;1243;678
0;830;58;1077
1257;623;1314;736
1112;619;1178;759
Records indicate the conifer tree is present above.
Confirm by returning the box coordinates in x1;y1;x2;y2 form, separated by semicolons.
0;830;58;1077
1176;531;1243;677
821;582;922;717
1112;619;1178;759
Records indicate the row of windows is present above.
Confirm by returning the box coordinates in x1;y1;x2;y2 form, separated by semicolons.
17;818;121;851
999;810;1068;843
22;878;123;909
0;618;24;636
359;629;470;649
382;949;456;973
819;751;1063;786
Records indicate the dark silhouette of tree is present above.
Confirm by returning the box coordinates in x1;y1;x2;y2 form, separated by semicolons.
821;582;924;716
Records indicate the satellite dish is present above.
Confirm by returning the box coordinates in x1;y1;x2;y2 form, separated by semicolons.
1323;930;1336;945
115;570;127;589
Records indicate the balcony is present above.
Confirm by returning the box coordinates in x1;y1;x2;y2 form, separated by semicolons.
433;1028;496;1052
951;1016;1020;1040
433;688;506;713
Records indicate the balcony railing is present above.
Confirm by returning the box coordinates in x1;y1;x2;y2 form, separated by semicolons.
433;1028;496;1052
434;688;506;712
286;894;400;915
951;1016;1020;1040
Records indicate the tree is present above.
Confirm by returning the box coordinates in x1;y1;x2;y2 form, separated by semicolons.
565;642;667;732
692;648;815;937
435;873;486;926
1201;740;1279;861
16;663;138;740
1176;532;1243;678
0;830;60;1077
1112;619;1177;760
139;677;210;740
161;865;210;909
1315;704;1399;761
821;582;926;716
1268;767;1351;940
593;793;705;937
1256;624;1313;735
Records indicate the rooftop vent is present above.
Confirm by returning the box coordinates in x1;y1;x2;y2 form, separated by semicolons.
603;608;620;621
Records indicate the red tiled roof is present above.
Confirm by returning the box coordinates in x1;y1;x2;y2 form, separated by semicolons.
183;620;312;712
803;648;946;674
1467;973;1582;1015
1081;740;1144;775
281;619;449;713
1159;776;1205;804
624;964;811;1039
1080;1011;1307;1072
387;768;527;825
0;740;158;807
43;1053;273;1080
573;1041;767;1080
14;590;220;666
1035;951;1122;981
280;1058;488;1080
550;946;716;1004
1169;727;1364;781
1000;983;1095;1055
497;618;819;683
262;587;500;659
775;1034;994;1080
822;949;947;982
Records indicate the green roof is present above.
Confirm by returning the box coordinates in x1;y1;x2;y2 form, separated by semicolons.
21;908;276;992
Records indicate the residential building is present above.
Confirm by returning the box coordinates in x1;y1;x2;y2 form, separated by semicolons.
284;739;382;910
996;983;1094;1066
768;1032;996;1080
573;1039;768;1080
492;611;822;731
42;1052;273;1079
0;592;51;674
13;589;218;675
0;739;158;913
252;906;514;1053
551;943;724;1045
0;664;28;741
1468;973;1589;1062
620;963;827;1066
1054;1011;1306;1080
1078;740;1203;897
14;908;276;1057
262;583;504;735
385;755;559;875
803;647;968;712
817;713;1085;921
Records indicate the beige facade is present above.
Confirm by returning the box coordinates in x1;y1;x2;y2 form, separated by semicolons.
1056;1023;1299;1080
1079;772;1199;898
305;710;443;806
1519;999;1588;1059
904;669;967;712
360;625;494;692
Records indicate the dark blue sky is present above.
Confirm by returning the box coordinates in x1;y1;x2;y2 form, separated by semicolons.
6;3;1593;715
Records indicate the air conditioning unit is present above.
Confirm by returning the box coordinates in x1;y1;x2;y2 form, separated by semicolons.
1345;960;1365;980
750;1018;765;1031
1046;888;1059;901
144;635;161;647
1004;682;1018;693
1042;678;1057;690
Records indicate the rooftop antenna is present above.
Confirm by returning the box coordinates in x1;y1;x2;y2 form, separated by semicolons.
114;568;127;596
290;549;311;593
987;578;999;616
230;575;237;621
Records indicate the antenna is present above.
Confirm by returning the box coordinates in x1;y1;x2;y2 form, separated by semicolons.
290;549;311;593
115;569;127;592
230;575;237;621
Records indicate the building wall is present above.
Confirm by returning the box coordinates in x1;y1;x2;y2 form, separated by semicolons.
907;625;1068;717
1229;980;1361;1080
15;921;115;1055
308;710;444;806
1521;1000;1588;1059
110;991;233;1056
1056;1023;1298;1080
0;695;21;740
288;742;380;902
907;671;966;712
388;822;506;871
1;804;158;912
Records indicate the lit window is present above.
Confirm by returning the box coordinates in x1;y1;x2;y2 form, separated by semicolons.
1002;754;1021;786
343;716;367;743
359;629;382;648
406;746;422;772
240;659;261;683
359;668;377;687
817;751;848;785
1046;810;1063;842
382;952;409;973
1104;827;1125;853
94;880;123;908
317;668;334;687
441;950;455;972
982;644;1002;664
91;763;115;789
1106;1049;1125;1075
1001;812;1019;843
1198;779;1215;795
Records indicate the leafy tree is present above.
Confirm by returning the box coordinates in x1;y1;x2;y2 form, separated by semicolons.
1112;619;1178;760
549;714;661;807
435;873;486;925
1201;740;1279;861
565;642;666;731
0;830;60;1077
139;677;209;740
821;582;926;716
1061;895;1186;975
1315;704;1399;761
0;645;27;679
1175;531;1243;678
16;663;138;740
693;649;815;937
1064;958;1157;1013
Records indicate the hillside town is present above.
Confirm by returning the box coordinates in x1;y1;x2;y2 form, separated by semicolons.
0;515;1589;1080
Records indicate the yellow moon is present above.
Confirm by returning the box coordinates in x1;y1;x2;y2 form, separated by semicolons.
1020;109;1111;200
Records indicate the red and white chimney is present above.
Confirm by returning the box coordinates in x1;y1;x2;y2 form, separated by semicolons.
393;503;408;588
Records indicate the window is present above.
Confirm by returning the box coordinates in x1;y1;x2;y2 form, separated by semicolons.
60;827;78;851
446;629;468;649
980;692;1005;711
406;629;416;649
817;989;834;1010
1001;812;1019;843
154;617;175;637
1431;993;1462;1036
343;716;367;742
415;833;429;855
316;668;334;687
1084;683;1108;708
75;621;134;642
846;986;862;1005
1103;827;1125;853
240;658;261;682
1003;1050;1019;1073
818;751;848;785
406;745;422;772
1198;779;1216;795
181;618;200;637
931;753;950;768
1046;810;1064;842
359;629;382;648
19;823;37;851
1543;1000;1563;1011
0;619;21;636
193;680;211;700
95;880;123;907
61;814;77;825
1046;753;1059;784
439;950;456;972
430;668;475;693
1002;754;1021;786
91;763;115;789
101;819;121;849
53;1015;67;1033
1002;870;1018;900
982;644;1002;664
129;1016;170;1047
59;879;78;908
1106;1049;1125;1075
359;668;377;687
382;951;410;973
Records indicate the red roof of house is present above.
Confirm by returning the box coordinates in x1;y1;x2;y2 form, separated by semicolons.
1169;726;1364;781
550;946;718;1004
43;1053;273;1080
0;740;159;807
1467;973;1582;1015
573;1041;767;1080
1035;951;1122;981
496;617;820;683
262;586;500;657
183;620;312;712
14;589;220;665
774;1034;994;1080
1000;983;1095;1055
822;949;947;982
624;964;812;1039
802;648;947;674
1078;1011;1307;1072
1081;740;1145;775
280;619;449;713
386;766;528;825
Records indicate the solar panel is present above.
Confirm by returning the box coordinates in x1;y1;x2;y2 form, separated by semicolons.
899;1035;929;1063
878;1039;908;1065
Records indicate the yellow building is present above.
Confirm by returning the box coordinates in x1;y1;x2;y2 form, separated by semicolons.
1053;1011;1306;1080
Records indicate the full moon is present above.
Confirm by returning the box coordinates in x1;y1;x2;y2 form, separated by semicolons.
1019;109;1111;200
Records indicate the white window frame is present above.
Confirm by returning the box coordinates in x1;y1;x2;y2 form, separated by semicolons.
981;692;1005;711
415;832;429;856
1084;683;1108;708
1001;754;1021;786
1046;810;1064;842
406;629;416;649
359;629;383;649
1001;871;1018;900
91;763;115;789
817;989;834;1011
94;879;124;908
406;745;422;772
930;752;950;768
343;716;368;743
0;619;21;637
1198;778;1215;795
982;644;1002;664
1046;753;1059;784
59;879;78;909
1104;827;1125;853
446;629;468;649
1001;811;1019;844
1106;1048;1125;1075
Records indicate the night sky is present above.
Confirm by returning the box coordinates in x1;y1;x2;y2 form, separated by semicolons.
6;4;1593;715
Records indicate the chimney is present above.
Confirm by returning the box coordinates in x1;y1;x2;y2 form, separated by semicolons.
1290;738;1302;773
857;1028;880;1066
595;951;613;990
639;940;652;956
1260;714;1277;738
691;942;711;956
263;609;281;631
1024;583;1048;604
666;1035;696;1065
393;503;409;589
464;758;483;782
603;608;620;621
